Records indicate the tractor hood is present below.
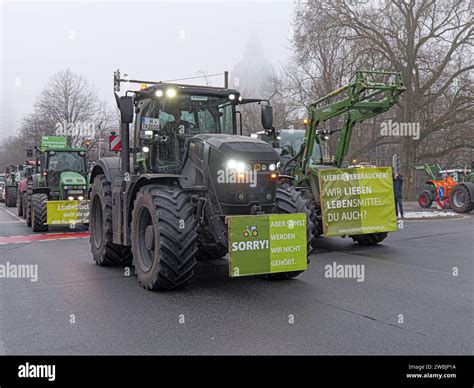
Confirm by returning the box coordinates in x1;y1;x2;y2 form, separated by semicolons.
60;171;86;187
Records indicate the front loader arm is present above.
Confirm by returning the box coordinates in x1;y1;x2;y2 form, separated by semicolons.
301;71;406;172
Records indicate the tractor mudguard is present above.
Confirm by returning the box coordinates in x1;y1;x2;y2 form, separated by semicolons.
90;157;121;184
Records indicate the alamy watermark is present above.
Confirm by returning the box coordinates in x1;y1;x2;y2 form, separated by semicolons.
54;121;100;137
325;261;365;282
0;262;38;282
380;120;420;140
217;168;258;187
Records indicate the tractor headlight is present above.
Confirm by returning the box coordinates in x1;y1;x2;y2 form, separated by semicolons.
227;160;246;172
68;196;74;201
64;186;69;190
78;196;84;201
269;163;277;171
166;88;177;98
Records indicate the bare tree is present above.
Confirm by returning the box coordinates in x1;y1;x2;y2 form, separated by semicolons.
0;69;118;171
279;0;473;195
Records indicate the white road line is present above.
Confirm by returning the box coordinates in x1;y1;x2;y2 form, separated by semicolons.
5;210;25;222
59;237;77;240
0;220;23;223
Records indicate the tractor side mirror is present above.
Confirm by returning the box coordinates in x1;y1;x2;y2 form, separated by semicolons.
114;93;134;124
261;105;273;130
26;149;33;158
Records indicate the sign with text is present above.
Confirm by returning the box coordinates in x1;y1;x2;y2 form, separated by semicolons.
41;136;67;149
319;167;396;236
46;200;90;225
228;213;307;277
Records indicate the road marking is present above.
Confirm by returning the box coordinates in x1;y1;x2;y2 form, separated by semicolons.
0;221;23;224
5;210;25;222
0;232;90;245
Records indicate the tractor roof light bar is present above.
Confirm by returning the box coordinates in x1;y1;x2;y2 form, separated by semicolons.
114;69;229;93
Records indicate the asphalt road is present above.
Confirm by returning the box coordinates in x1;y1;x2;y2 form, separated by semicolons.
0;203;472;355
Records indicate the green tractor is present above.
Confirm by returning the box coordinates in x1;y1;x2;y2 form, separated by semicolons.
25;137;89;232
88;71;313;291
276;71;406;245
4;164;24;207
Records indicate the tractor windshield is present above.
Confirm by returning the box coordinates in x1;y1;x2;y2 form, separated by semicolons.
277;129;322;165
48;151;86;173
136;94;235;173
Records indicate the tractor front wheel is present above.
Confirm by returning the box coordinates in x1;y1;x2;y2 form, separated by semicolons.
350;232;388;245
31;193;48;232
418;191;433;208
260;183;314;281
26;184;33;226
131;184;198;291
17;192;24;217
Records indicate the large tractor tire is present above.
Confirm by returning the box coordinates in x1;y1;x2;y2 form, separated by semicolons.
350;232;388;245
300;188;322;249
31;193;48;232
450;184;473;213
131;184;198;291
89;175;132;266
26;184;33;226
17;192;24;217
5;186;17;207
260;183;314;281
22;193;28;219
418;190;433;208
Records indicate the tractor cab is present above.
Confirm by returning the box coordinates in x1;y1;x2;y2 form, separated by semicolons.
35;147;88;201
251;129;323;175
132;84;245;175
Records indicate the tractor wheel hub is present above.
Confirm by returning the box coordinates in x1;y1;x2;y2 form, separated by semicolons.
144;225;154;251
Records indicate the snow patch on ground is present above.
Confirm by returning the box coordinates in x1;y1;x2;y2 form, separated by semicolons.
404;211;459;219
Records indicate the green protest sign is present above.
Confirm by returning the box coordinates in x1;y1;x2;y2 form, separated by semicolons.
41;136;67;149
319;167;397;237
47;200;90;225
228;213;307;277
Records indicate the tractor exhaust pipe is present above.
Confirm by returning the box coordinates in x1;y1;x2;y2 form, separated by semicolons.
120;123;130;176
114;92;134;176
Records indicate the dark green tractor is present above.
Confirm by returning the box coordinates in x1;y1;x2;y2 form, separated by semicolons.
26;142;89;232
88;71;314;291
4;164;24;207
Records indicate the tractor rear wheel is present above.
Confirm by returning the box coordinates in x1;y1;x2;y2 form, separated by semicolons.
89;175;132;266
350;232;388;245
31;193;48;232
5;186;17;207
17;192;23;217
260;183;314;280
418;190;433;208
131;184;198;290
450;184;473;213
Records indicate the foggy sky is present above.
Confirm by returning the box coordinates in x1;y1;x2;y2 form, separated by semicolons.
0;0;295;140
